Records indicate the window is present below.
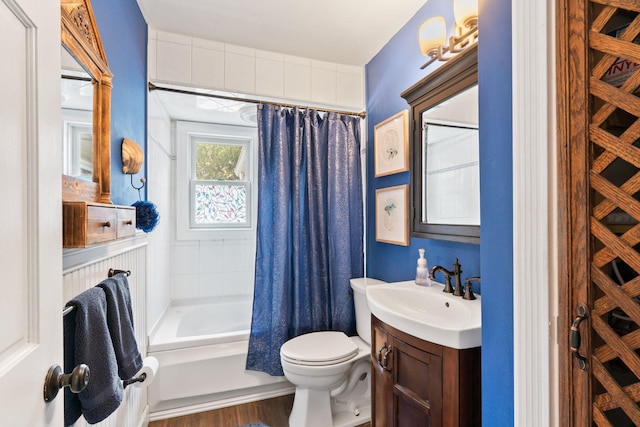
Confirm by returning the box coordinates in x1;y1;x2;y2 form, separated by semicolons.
176;121;257;240
191;135;249;227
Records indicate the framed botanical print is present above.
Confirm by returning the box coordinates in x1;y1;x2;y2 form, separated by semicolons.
374;110;409;177
375;184;410;246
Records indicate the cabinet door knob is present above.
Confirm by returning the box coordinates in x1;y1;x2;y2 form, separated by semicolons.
102;221;111;228
124;220;133;225
382;346;393;370
377;343;387;364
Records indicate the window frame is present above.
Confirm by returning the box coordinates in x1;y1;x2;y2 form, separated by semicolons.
176;121;258;240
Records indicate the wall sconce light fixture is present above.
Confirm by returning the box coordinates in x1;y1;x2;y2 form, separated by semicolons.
419;0;478;69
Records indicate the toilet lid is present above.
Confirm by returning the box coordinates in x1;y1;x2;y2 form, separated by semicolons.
281;331;359;366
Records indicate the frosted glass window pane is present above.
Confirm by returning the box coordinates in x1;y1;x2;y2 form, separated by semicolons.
194;182;247;225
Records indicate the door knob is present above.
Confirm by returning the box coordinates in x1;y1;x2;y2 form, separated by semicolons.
43;363;90;402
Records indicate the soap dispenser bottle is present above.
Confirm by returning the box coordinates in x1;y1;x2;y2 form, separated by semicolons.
415;248;431;286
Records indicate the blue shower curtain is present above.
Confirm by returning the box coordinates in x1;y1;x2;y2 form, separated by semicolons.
246;105;364;376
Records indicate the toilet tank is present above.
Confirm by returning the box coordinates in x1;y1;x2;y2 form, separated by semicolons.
350;277;387;345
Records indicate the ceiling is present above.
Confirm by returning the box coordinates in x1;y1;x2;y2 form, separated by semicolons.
136;0;427;66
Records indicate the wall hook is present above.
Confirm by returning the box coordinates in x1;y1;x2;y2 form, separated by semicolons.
130;175;146;199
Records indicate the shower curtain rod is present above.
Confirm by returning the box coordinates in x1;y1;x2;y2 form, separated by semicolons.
148;82;366;118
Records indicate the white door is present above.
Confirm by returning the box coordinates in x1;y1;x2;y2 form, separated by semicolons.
0;0;63;425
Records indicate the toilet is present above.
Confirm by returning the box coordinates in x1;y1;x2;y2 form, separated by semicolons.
280;277;386;427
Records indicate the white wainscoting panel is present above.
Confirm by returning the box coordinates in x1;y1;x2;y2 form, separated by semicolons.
63;236;149;427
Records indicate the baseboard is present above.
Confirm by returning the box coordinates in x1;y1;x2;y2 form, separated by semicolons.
149;386;295;421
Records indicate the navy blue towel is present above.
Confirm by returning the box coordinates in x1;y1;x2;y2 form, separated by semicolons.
64;287;123;426
97;274;143;380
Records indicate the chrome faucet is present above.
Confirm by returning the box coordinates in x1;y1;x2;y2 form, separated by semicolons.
430;258;464;296
429;265;455;293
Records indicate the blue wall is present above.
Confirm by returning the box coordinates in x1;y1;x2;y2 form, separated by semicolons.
365;0;481;285
92;0;148;206
365;0;513;424
477;0;513;424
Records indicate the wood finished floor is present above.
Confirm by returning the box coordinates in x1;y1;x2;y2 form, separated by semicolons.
148;394;372;427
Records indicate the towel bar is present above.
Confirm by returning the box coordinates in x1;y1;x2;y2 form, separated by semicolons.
63;268;133;316
108;268;131;277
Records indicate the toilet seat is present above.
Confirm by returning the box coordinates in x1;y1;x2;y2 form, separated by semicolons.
281;331;359;366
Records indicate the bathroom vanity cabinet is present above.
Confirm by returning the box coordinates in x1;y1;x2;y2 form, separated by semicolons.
371;315;481;427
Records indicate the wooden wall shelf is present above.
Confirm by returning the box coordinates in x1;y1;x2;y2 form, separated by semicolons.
63;201;136;248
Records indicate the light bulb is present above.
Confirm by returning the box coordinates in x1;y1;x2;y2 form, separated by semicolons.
453;0;478;29
419;17;447;57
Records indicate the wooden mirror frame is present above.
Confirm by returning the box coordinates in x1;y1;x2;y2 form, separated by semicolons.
401;44;479;244
61;0;113;204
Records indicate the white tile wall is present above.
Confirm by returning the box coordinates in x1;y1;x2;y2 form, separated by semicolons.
156;40;191;83
192;37;225;51
157;30;191;45
222;240;249;272
425;136;480;225
284;62;312;101
172;239;256;302
148;37;157;82
337;71;365;110
199;273;223;298
311;67;337;105
173;273;200;299
148;28;365;310
148;28;365;110
146;91;174;331
148;86;258;311
224;47;253;85
192;47;225;88
256;57;284;97
198;241;224;273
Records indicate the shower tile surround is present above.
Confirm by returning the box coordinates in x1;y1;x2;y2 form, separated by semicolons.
148;100;257;304
173;239;256;301
148;28;365;306
149;29;365;110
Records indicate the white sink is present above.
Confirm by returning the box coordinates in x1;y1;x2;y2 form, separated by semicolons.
366;280;481;349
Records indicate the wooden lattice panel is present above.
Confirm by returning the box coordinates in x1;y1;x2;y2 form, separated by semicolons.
588;2;640;424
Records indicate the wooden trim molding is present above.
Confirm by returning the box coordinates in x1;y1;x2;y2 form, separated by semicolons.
61;0;113;204
555;0;572;423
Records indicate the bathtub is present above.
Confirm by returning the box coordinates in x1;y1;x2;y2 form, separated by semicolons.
148;298;293;420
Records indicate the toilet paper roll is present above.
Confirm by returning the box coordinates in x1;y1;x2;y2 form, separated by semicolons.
131;356;159;388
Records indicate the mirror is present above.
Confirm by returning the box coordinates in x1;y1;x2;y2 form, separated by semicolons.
61;0;113;204
401;44;479;244
61;47;93;180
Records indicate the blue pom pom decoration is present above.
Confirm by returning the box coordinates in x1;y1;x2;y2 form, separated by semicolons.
132;200;160;233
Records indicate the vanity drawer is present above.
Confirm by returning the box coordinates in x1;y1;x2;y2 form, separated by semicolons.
63;201;134;248
86;206;117;245
116;207;136;238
